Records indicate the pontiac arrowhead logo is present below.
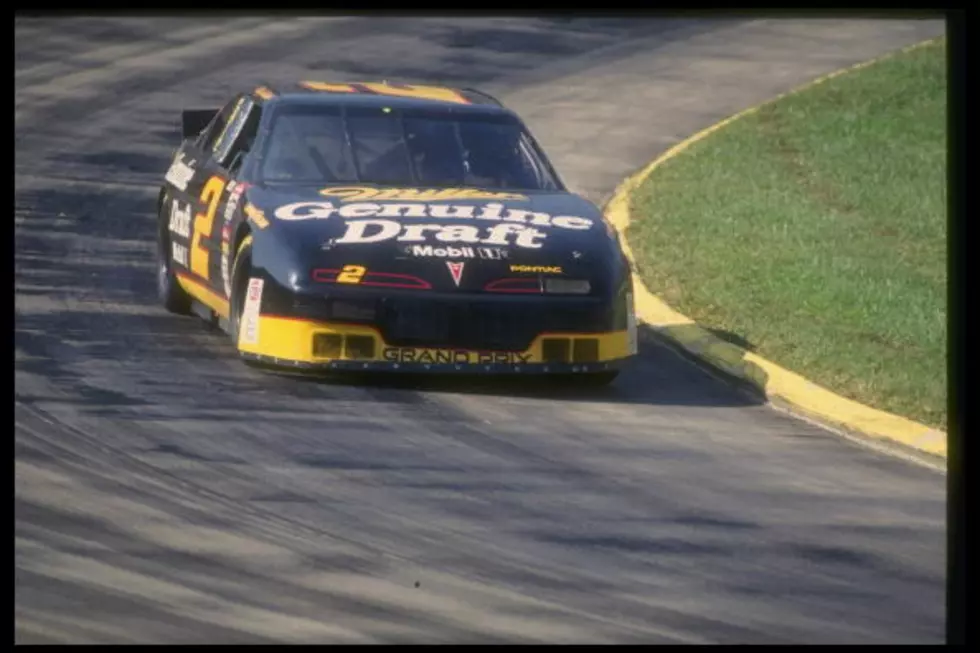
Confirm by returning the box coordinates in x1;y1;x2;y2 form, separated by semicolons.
446;261;464;287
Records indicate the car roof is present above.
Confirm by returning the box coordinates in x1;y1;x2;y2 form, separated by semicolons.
250;81;506;111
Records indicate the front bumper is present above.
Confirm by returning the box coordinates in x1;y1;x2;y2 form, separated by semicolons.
236;314;633;374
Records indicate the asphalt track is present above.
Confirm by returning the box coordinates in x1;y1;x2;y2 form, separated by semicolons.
15;16;947;644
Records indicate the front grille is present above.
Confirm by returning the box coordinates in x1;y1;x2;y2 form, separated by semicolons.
344;335;376;360
379;297;606;351
542;338;570;362
313;334;343;358
573;338;599;362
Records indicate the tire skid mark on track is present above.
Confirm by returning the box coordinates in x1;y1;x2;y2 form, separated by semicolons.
16;402;387;556
16;547;375;644
17;404;704;644
15;334;708;639
16;175;161;193
17;409;507;643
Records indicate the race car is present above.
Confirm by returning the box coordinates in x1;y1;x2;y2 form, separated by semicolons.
156;80;637;382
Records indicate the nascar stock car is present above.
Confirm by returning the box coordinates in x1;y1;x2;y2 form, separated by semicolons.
156;80;638;382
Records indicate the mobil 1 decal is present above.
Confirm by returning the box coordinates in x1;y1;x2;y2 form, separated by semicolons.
402;244;508;260
272;186;596;250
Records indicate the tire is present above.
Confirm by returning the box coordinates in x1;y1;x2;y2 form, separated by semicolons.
227;235;254;348
156;201;193;315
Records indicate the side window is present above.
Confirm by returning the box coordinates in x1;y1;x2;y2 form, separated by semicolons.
211;97;248;165
195;96;240;153
216;100;262;173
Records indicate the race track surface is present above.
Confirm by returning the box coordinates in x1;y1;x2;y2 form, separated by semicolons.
15;16;946;644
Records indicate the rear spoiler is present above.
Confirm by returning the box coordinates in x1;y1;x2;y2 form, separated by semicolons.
181;109;218;140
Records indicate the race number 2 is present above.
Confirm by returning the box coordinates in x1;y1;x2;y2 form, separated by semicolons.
191;175;227;280
336;265;367;284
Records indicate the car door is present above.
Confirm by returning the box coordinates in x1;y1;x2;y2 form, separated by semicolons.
202;95;261;299
163;96;241;293
169;94;260;301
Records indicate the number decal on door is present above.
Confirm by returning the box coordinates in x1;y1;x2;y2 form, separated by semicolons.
191;175;227;280
336;265;367;284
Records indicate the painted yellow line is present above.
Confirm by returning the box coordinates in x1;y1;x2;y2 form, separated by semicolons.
604;37;946;459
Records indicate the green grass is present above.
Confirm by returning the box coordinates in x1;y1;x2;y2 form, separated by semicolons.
628;38;947;430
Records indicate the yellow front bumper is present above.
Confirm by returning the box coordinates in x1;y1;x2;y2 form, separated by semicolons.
236;315;633;372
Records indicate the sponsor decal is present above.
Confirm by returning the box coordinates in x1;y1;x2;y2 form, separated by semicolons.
446;261;464;287
239;277;264;346
168;199;192;239
626;291;637;354
320;186;527;202
221;244;231;296
334;220;545;248
244;203;269;229
275;201;590;229
273;201;593;249
164;153;196;191
220;224;232;297
510;264;562;274
381;347;533;365
478;247;508;260
404;244;508;259
222;181;246;224
218;185;245;298
171;242;189;267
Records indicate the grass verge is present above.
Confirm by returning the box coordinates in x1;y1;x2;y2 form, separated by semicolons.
628;38;947;430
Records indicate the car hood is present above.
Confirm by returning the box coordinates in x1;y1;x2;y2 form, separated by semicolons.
244;184;625;294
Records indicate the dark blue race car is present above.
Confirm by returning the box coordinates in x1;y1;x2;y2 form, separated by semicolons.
157;80;637;383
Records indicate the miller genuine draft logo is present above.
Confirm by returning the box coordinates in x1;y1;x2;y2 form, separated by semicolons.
320;186;528;202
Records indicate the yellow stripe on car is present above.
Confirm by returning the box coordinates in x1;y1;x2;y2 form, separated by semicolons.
176;272;229;319
237;314;631;366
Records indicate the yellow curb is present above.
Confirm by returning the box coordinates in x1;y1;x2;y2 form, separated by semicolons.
605;37;946;459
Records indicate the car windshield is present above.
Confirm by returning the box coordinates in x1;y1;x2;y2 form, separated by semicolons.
256;103;561;191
